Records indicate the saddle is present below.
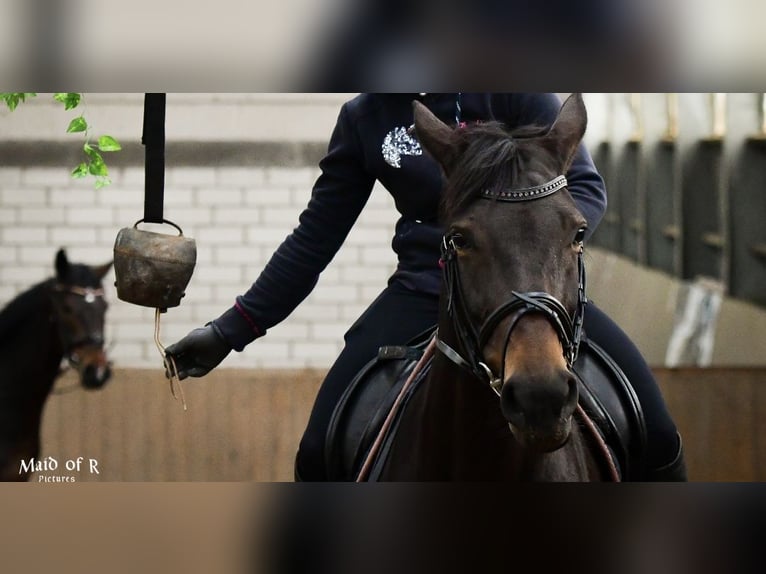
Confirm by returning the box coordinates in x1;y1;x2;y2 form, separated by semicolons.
325;330;648;481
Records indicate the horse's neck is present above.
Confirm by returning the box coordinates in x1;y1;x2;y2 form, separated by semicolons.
0;281;63;398
518;421;605;481
413;362;603;481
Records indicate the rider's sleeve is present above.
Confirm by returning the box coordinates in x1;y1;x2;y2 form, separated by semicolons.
505;93;607;239
213;101;376;351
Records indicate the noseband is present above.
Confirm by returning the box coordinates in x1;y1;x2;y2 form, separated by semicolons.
436;175;588;395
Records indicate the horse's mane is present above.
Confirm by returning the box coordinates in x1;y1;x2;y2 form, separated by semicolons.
0;280;55;346
440;121;552;218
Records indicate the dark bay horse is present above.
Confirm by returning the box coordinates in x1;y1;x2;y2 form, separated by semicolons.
377;94;609;481
0;249;112;481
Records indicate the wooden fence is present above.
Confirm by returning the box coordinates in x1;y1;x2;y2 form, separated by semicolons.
35;367;766;481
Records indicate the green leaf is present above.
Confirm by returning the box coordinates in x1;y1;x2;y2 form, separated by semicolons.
83;143;100;159
71;162;89;179
54;93;81;110
0;93;32;111
97;135;122;152
95;177;112;189
66;116;88;133
88;156;108;177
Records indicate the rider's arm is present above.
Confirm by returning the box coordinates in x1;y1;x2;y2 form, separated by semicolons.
213;100;376;351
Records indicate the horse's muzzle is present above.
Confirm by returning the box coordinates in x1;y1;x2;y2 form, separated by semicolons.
70;346;112;389
501;369;578;452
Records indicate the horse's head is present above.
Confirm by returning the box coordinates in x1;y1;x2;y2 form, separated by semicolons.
51;249;113;389
414;94;589;453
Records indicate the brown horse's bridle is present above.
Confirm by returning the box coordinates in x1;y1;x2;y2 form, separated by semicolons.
51;283;106;359
436;175;588;395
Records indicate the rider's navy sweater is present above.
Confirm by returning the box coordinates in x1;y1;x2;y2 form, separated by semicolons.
214;94;607;351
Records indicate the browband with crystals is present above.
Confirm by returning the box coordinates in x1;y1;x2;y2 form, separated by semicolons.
481;175;567;202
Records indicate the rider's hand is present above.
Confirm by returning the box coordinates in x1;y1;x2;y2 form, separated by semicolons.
164;323;231;380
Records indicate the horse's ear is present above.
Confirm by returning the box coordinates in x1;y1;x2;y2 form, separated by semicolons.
412;101;457;173
93;260;113;281
55;248;69;281
543;93;587;173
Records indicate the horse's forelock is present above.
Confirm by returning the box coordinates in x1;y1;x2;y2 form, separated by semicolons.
441;121;549;219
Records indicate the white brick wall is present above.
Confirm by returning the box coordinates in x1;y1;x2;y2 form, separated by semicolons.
0;166;400;370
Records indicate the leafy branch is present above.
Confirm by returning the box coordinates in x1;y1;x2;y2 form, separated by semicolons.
1;92;122;189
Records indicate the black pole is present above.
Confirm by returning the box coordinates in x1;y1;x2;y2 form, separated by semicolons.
142;93;166;223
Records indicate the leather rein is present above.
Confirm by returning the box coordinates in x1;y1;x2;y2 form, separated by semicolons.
436;175;588;395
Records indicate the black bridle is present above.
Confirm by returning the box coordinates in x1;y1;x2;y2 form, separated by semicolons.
51;283;107;359
436;175;588;395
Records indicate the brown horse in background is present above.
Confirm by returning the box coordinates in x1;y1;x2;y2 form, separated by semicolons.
0;249;112;481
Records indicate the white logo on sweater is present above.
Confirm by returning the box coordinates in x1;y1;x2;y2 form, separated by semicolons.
382;126;422;168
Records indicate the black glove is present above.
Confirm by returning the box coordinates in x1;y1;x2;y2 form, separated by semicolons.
164;323;232;380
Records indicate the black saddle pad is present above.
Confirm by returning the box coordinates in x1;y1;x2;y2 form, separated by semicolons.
325;332;648;481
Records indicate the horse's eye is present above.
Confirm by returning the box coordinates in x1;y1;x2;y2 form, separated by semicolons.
450;233;470;250
573;227;587;245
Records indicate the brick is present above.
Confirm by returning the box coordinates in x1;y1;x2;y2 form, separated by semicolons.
2;226;48;244
0;167;22;184
19;246;58;265
345;226;392;246
49;188;97;206
97;187;144;206
291;303;341;322
18;206;66;224
50;227;98;245
340;265;392;284
213;207;262;225
196;188;243;206
214;246;259;264
245;226;291;246
310;284;358;303
309;321;350;340
60;246;114;265
290;341;339;361
260;207;302;225
0;208;17;225
366;187;396;208
361;246;397;265
66;207;115;225
107;342;145;360
22;167;71;186
163;207;213;225
163;188;195;207
267;321;310;341
194;265;243;284
97;226;125;244
244;187;292;207
113;322;157;341
0;246;17;264
267;167;316;186
0;265;49;283
196;228;244;245
1;187;46;205
357;207;398;225
167;167;217;186
119;167;146;186
332;246;361;265
216;167;267;187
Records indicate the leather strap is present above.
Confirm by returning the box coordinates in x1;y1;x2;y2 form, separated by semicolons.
142;93;167;224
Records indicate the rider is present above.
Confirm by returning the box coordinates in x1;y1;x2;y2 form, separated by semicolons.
165;93;687;482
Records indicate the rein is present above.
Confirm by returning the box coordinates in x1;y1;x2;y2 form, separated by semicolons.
436;175;588;394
